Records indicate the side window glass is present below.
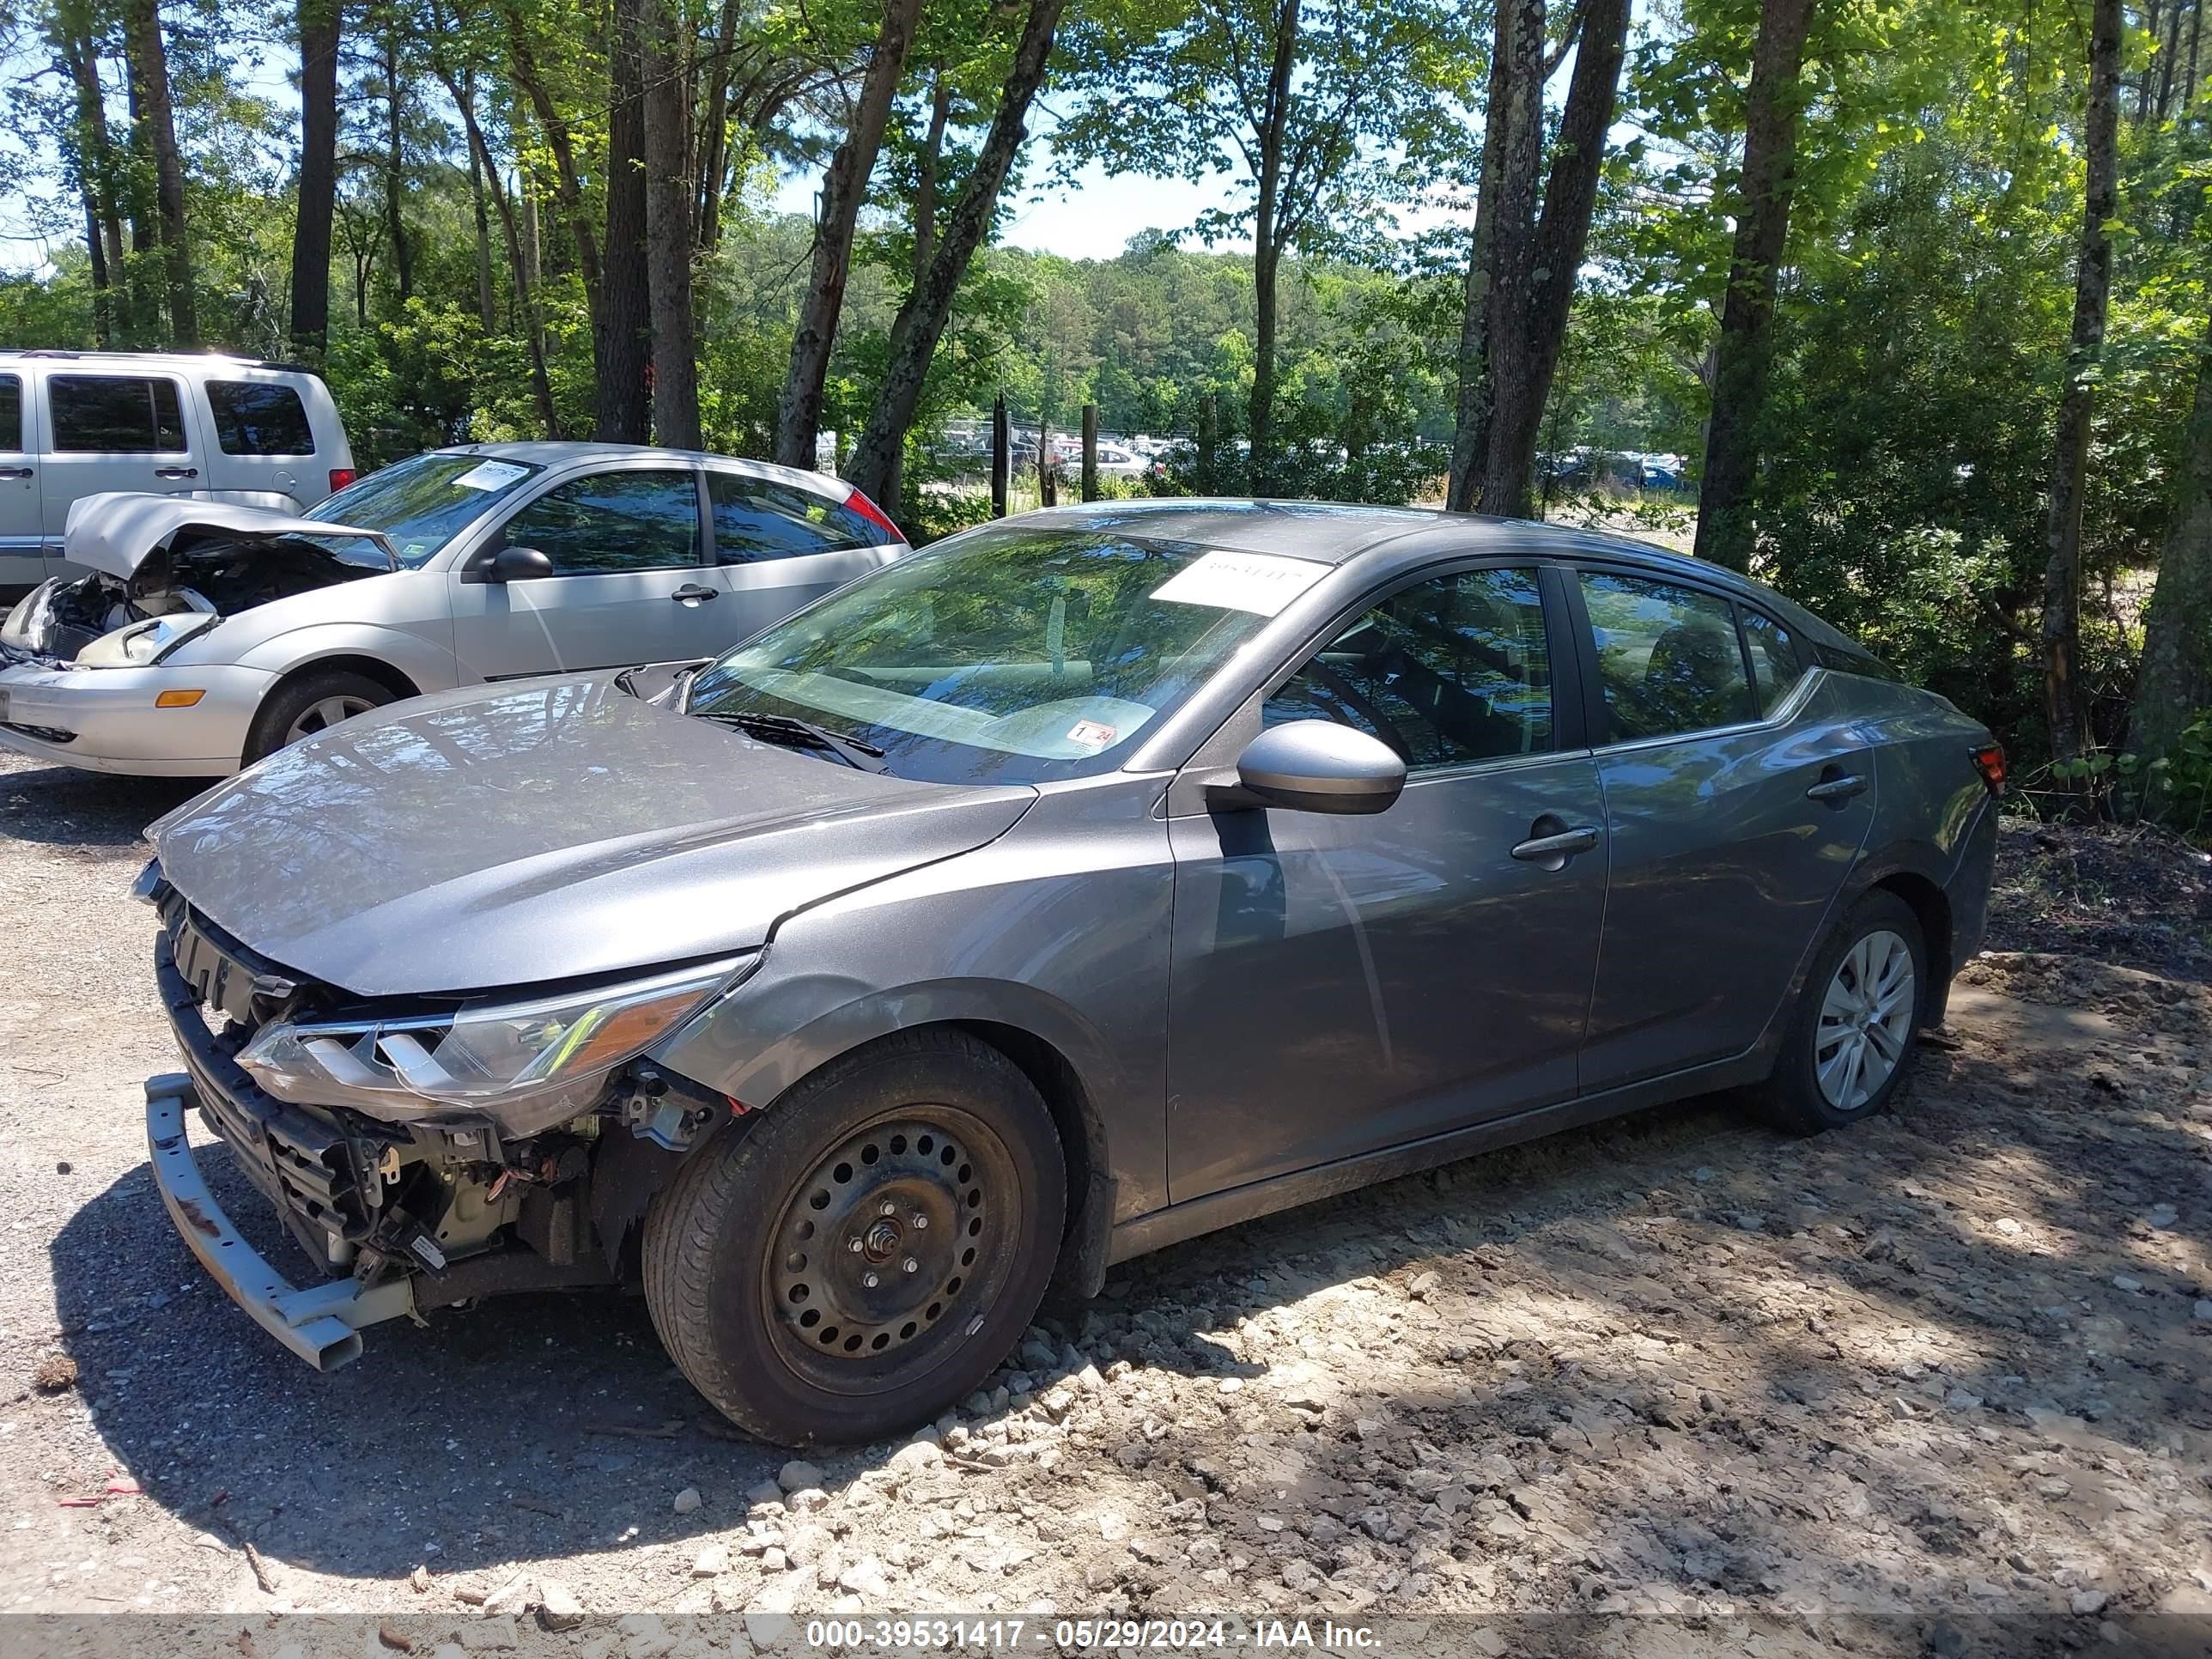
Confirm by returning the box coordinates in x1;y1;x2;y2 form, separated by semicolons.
1578;571;1753;741
50;375;186;453
1264;567;1553;769
708;472;878;562
1743;609;1807;714
206;381;315;455
0;375;21;450
497;470;701;574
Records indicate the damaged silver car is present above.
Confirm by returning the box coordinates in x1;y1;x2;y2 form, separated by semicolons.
0;441;908;775
137;501;2001;1447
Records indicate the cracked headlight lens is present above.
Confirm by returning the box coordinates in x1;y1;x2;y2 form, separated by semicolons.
236;957;748;1129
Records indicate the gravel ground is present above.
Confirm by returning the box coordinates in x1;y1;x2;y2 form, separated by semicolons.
3;751;2210;1656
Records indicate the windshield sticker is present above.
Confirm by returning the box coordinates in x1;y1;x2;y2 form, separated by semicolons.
400;540;430;562
1151;550;1328;617
453;459;530;492
1066;719;1118;750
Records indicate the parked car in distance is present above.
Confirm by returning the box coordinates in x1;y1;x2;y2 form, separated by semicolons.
0;441;906;776
0;349;356;594
137;501;1999;1445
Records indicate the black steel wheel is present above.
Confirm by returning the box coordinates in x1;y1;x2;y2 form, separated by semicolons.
643;1030;1064;1445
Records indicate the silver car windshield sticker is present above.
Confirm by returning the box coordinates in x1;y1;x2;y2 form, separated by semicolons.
453;459;531;492
1150;550;1328;617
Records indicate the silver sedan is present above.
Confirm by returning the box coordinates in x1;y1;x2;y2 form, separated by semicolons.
0;441;907;776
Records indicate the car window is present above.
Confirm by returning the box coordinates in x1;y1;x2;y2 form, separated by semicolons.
1265;567;1553;768
206;380;315;455
499;469;702;574
0;374;20;450
1743;608;1808;714
1579;571;1753;742
49;374;187;453
708;471;885;562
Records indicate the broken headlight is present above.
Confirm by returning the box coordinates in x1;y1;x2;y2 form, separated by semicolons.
235;956;750;1134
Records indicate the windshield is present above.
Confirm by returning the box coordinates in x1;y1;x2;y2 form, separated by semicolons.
684;525;1324;784
308;452;544;568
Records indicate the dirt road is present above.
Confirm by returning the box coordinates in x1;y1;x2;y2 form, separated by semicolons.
3;750;2209;1656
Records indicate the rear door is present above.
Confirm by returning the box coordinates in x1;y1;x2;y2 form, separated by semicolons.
39;370;207;577
447;463;713;679
1571;567;1876;1091
0;369;37;587
198;374;324;511
700;468;904;651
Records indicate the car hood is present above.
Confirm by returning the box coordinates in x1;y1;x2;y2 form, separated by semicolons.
64;492;394;580
149;676;1036;996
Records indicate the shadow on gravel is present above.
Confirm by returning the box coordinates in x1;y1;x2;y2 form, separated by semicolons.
0;763;202;848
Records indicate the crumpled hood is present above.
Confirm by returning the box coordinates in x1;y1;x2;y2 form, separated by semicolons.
64;492;393;580
149;676;1035;996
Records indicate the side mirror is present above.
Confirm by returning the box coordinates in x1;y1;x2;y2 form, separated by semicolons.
1229;720;1407;815
483;544;555;584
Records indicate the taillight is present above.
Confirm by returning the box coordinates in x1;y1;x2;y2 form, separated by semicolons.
842;485;902;544
1971;743;2007;796
328;467;357;494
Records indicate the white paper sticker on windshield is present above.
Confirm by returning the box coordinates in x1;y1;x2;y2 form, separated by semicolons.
1066;719;1118;750
1151;550;1328;617
453;459;530;492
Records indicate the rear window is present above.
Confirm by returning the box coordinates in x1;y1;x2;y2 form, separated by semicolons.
1742;608;1807;714
50;375;186;453
0;375;19;450
709;472;890;562
206;380;315;456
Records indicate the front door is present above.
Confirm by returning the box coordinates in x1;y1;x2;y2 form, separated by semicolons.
39;371;205;578
447;465;716;680
1166;563;1608;1202
1571;568;1877;1091
0;372;37;588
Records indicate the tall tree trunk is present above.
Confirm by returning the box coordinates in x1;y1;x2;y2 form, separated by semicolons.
1480;0;1630;519
500;11;605;316
1692;0;1818;573
645;0;702;448
1449;0;1545;514
2130;314;2212;769
380;27;412;303
912;66;951;286
601;0;653;441
291;0;341;356
54;15;126;345
695;0;742;250
1246;0;1301;495
773;0;925;468
466;104;496;327
123;0;198;346
842;0;1066;505
2040;0;2124;763
2189;0;2203;109
2160;0;2185;119
836;0;1061;511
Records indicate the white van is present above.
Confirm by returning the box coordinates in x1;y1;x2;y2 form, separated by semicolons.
0;350;356;592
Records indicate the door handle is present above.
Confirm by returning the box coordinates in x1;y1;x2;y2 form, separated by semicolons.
1510;823;1601;867
1805;771;1868;804
670;584;717;603
0;466;30;480
153;465;198;480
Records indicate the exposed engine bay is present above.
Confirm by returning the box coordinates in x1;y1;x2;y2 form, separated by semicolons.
0;493;393;670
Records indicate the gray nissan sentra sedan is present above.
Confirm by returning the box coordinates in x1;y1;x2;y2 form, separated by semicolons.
135;500;2001;1444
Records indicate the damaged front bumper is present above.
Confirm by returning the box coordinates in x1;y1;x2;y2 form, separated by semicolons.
0;659;272;775
144;1073;415;1370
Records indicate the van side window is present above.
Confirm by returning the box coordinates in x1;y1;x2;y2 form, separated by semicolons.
50;375;187;453
0;375;20;450
207;381;315;455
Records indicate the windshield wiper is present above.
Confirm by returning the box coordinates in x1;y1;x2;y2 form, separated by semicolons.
696;708;889;772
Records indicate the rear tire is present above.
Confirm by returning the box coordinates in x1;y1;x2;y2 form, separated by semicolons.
1759;890;1927;1135
243;669;394;764
642;1030;1066;1446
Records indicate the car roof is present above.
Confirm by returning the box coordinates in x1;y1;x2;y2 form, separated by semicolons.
428;440;854;495
1007;498;1867;657
0;349;319;375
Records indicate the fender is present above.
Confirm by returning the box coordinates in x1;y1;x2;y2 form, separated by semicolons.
227;622;465;697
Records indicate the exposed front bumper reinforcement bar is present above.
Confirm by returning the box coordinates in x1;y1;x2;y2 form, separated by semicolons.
144;1072;415;1371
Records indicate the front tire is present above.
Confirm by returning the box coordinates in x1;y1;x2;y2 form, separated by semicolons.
243;668;393;764
642;1030;1066;1446
1759;890;1927;1134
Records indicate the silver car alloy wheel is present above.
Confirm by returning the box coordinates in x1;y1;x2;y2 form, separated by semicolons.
284;695;377;745
1815;927;1916;1110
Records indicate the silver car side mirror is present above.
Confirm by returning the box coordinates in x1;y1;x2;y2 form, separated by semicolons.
1231;720;1407;815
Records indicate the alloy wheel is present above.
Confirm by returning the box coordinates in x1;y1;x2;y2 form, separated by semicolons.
283;694;377;744
1814;927;1916;1110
